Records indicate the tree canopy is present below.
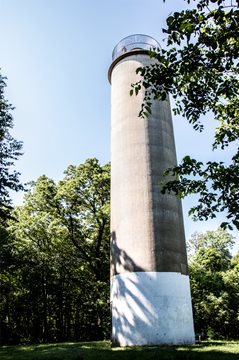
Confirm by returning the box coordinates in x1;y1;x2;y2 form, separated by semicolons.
131;0;239;230
0;71;23;221
0;158;110;344
188;228;239;339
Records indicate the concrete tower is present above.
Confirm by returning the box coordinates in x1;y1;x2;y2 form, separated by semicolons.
108;34;195;347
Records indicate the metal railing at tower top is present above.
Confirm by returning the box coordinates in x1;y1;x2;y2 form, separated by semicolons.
112;34;160;61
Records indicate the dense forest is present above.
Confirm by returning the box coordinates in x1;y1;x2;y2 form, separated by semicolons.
0;159;110;344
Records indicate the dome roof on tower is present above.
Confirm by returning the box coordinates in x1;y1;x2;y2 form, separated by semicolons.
112;34;160;61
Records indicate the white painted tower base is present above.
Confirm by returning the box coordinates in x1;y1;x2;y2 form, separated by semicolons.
111;272;195;346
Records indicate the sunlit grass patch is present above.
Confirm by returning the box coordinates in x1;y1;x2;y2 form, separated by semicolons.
1;340;239;360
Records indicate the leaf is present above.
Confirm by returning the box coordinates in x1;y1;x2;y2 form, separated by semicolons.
145;105;152;114
167;16;174;26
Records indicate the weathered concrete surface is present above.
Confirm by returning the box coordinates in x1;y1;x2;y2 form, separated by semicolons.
110;53;188;275
111;272;195;346
109;49;195;346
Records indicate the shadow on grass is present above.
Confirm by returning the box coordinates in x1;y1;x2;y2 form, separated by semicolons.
0;341;239;360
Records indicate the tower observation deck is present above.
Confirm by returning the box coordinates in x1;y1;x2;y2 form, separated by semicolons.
112;34;160;61
109;34;160;83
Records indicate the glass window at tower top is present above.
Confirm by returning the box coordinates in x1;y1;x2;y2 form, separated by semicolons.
112;34;160;61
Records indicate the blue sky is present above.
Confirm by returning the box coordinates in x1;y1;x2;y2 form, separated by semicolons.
0;0;238;250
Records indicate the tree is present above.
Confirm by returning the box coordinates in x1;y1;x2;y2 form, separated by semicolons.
187;227;234;261
0;71;23;221
131;0;239;230
0;159;110;344
188;228;239;339
56;158;110;283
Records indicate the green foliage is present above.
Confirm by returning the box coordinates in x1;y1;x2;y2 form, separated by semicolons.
132;0;239;229
0;71;23;221
188;228;239;339
0;159;110;344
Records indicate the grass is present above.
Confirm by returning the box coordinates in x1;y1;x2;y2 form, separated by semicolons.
1;340;239;360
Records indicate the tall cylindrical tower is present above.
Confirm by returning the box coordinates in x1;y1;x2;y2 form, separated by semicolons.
109;34;195;347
